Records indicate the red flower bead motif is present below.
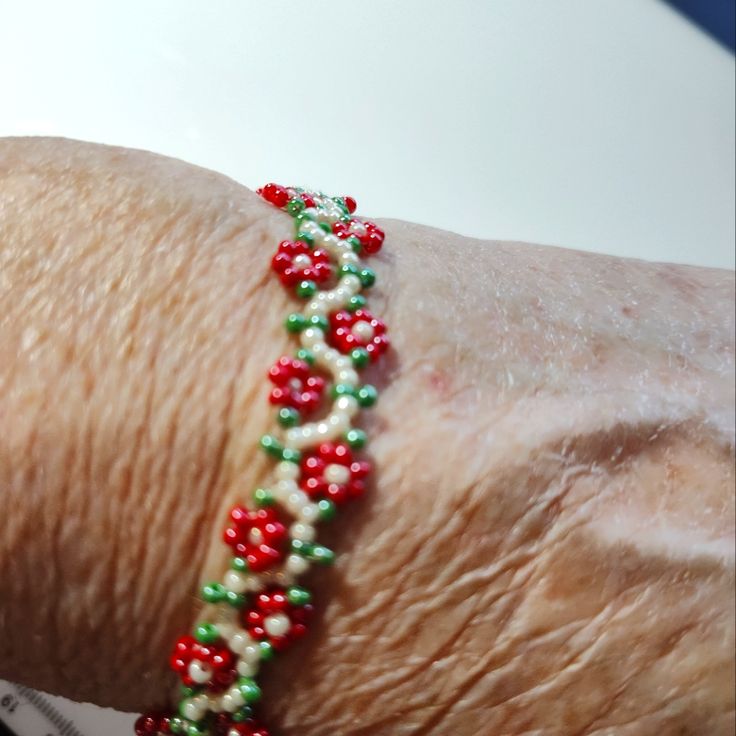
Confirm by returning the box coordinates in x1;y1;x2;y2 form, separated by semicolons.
242;588;313;652
329;308;389;362
268;356;325;414
259;183;289;208
135;712;172;736
300;442;370;504
213;714;270;736
343;195;357;214
170;636;237;691
223;507;288;572
271;239;332;288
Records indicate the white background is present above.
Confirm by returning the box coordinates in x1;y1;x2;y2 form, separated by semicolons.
1;0;734;269
0;1;734;735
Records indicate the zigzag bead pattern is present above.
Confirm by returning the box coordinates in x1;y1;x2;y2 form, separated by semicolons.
135;184;387;736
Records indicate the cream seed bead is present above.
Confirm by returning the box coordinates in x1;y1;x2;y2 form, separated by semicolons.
223;569;249;595
264;613;292;638
301;326;325;349
286;552;310;575
237;659;259;678
352;319;375;341
229;631;253;656
298;503;320;524
325;463;351;484
188;660;212;685
336;394;359;416
221;688;245;713
276;460;300;481
290;521;316;542
181;696;209;723
242;642;263;665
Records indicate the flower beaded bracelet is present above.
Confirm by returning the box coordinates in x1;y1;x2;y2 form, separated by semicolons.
135;185;387;736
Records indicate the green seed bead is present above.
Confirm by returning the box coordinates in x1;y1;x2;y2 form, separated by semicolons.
201;582;226;603
292;539;334;565
295;211;315;224
351;347;370;369
232;556;248;572
180;686;197;699
317;498;337;522
194;622;220;645
331;383;355;399
310;544;335;565
357;384;378;407
348;235;362;253
296;279;317;299
296;348;315;365
340;263;360;278
231;705;254;722
281;447;302;464
309;314;329;332
359;268;376;288
277;406;300;428
346;294;366;312
286;198;305;215
238;677;262;704
253;487;275;507
285;313;307;333
287;585;312;606
186;725;206;736
259;640;275;661
296;231;315;246
225;590;246;608
319;222;331;233
260;434;283;457
345;428;367;449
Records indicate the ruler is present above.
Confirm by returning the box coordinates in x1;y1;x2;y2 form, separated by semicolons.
0;681;134;736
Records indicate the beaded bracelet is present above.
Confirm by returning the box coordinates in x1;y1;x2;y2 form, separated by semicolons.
135;184;387;736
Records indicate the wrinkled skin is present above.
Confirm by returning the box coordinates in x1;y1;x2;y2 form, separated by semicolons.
0;138;733;735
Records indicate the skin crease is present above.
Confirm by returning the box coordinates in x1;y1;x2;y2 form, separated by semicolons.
0;138;733;736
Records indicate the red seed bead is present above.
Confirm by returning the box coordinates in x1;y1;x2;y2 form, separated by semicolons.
343;196;357;214
135;712;172;735
261;183;289;208
301;193;316;209
362;221;385;255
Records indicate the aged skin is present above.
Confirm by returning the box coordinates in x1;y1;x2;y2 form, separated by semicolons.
0;138;733;735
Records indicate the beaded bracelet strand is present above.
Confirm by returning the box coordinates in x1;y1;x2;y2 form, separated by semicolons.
135;185;387;736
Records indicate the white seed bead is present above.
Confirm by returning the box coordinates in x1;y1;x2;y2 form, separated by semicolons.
181;696;208;722
301;327;325;349
208;695;224;713
215;621;236;639
341;274;362;293
188;660;212;685
242;643;262;665
248;527;264;545
286;553;310;575
290;521;316;542
299;503;320;523
276;461;300;481
229;630;253;656
224;569;249;595
352;319;375;341
237;659;259;678
336;395;359;415
221;688;245;712
264;613;291;638
324;463;351;484
337;368;359;385
340;250;360;265
293;253;312;269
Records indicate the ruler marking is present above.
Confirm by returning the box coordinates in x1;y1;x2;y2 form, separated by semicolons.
12;685;84;736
